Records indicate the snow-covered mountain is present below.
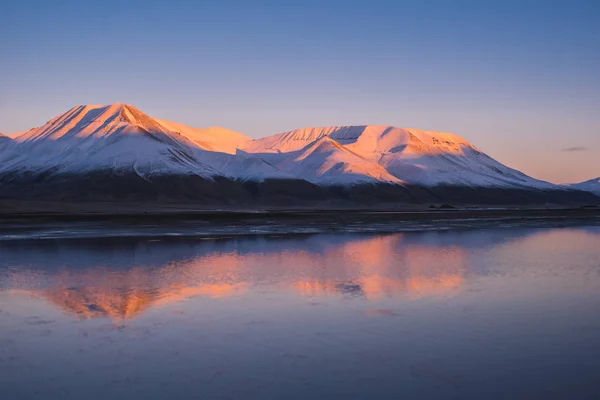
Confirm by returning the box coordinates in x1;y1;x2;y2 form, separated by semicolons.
0;106;557;188
153;119;250;154
2;104;248;180
570;177;600;195
0;104;597;205
194;149;294;182
248;136;404;185
243;126;555;189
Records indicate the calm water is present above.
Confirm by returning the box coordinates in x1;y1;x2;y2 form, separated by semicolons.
1;227;600;399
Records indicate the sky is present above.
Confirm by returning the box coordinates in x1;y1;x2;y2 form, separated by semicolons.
1;0;599;183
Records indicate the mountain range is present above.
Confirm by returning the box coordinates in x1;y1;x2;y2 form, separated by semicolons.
0;103;598;207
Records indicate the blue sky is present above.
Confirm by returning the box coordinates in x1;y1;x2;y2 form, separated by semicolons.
1;0;599;183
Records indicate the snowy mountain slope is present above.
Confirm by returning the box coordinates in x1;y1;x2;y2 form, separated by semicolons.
193;149;294;182
16;104;180;144
0;133;12;156
257;136;405;185
569;177;600;195
154;119;250;154
2;104;220;178
243;126;556;189
0;104;308;184
243;126;366;153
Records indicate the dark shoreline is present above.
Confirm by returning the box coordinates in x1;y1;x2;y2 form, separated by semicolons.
0;201;599;220
1;206;599;242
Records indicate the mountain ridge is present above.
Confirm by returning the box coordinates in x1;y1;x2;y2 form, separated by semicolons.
242;125;556;189
0;103;598;206
153;119;250;154
258;136;406;185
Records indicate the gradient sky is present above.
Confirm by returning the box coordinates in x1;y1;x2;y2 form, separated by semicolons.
1;0;599;183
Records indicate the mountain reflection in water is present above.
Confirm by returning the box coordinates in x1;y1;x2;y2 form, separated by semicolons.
1;234;469;320
1;227;600;400
2;228;599;321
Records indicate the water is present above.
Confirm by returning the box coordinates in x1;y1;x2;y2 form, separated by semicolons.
1;226;600;399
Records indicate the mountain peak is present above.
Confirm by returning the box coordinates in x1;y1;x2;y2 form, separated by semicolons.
74;103;146;125
301;136;345;153
15;103;172;143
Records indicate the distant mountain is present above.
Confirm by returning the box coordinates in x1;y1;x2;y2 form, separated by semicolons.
5;103;221;179
570;177;600;196
0;104;597;207
257;136;405;185
153;119;250;154
243;126;555;189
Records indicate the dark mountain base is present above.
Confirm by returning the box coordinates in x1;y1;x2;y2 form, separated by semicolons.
0;172;598;210
421;185;600;205
0;173;331;206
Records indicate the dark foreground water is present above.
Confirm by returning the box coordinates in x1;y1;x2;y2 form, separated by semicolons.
1;226;600;399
